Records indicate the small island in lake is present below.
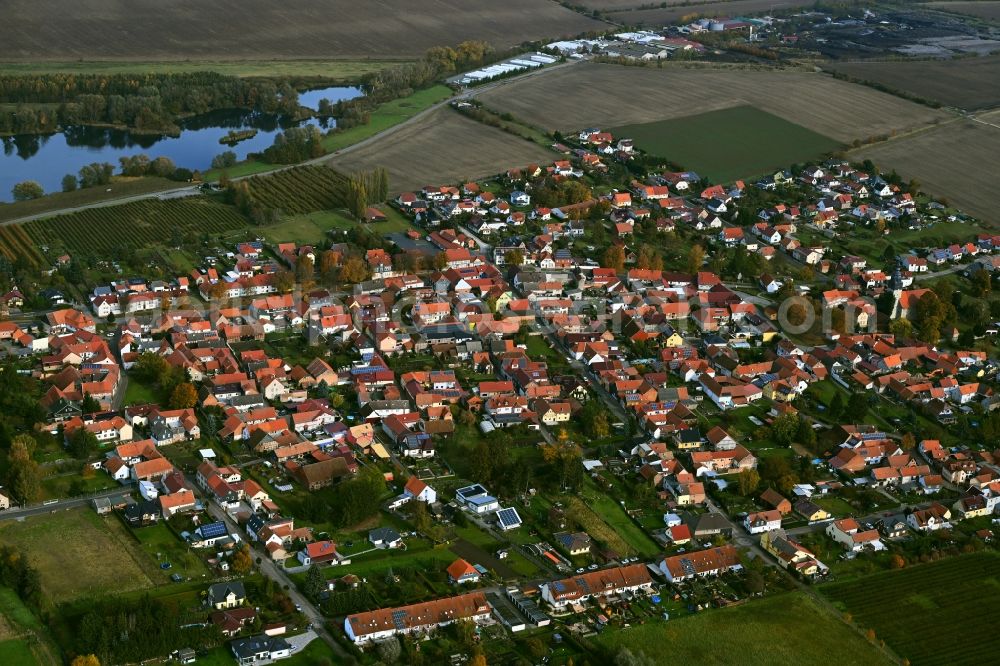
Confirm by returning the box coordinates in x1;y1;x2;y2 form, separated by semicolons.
219;128;258;145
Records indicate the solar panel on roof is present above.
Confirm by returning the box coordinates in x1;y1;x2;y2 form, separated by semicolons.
200;521;227;538
392;610;408;630
497;508;522;527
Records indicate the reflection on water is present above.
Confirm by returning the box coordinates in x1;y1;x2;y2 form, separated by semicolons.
0;86;362;202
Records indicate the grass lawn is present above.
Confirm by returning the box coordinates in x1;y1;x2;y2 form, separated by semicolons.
820;552;1000;666
0;588;61;665
281;637;340;665
813;496;857;518
40;471;117;500
592;592;891;665
613;105;842;184
133;521;212;582
263;206;413;245
570;482;662;559
0;639;36;666
123;374;162;406
0;508;157;603
325;542;458;580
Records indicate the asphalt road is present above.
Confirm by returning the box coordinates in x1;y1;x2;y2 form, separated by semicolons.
200;494;356;664
0;487;131;521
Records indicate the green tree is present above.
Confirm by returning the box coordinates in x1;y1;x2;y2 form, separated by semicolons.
505;249;524;266
133;352;168;382
61;174;78;192
687;244;705;274
211;150;237;170
169;382;198;409
5;435;42;504
829;392;846;419
304;564;326;600
232;543;253;574
738;468;760;496
970;269;992;298
69;427;99;459
847;392;869;419
770;413;799;447
81;392;101;413
889;318;913;339
11;180;44;201
602;245;625;272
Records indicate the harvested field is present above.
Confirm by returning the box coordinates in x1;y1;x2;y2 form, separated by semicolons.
0;509;156;603
614;106;841;182
477;62;947;143
325;106;554;193
821;552;1000;666
925;1;1000;22
826;54;1000;110
855;111;1000;224
0;0;608;60
607;0;816;25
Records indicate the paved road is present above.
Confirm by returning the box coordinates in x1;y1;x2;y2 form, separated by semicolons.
1;58;586;228
112;372;129;411
200;497;356;664
0;487;131;521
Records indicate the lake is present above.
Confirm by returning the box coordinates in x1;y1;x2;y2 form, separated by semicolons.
0;86;362;203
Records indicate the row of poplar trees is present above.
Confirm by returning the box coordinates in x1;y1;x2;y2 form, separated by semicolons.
345;167;389;219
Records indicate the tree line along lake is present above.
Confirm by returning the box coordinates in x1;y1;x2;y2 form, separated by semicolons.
0;86;362;202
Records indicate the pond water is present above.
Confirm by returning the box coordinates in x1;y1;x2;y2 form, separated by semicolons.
0;85;362;203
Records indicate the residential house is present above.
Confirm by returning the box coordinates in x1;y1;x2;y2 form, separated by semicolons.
659;546;742;583
447;558;481;584
540;564;653;609
344;592;492;644
208;582;247;610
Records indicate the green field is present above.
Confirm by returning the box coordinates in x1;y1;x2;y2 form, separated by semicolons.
321;85;453;152
613;105;842;184
821;552;1000;665
205;85;453;182
593;592;891;665
263;207;412;245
